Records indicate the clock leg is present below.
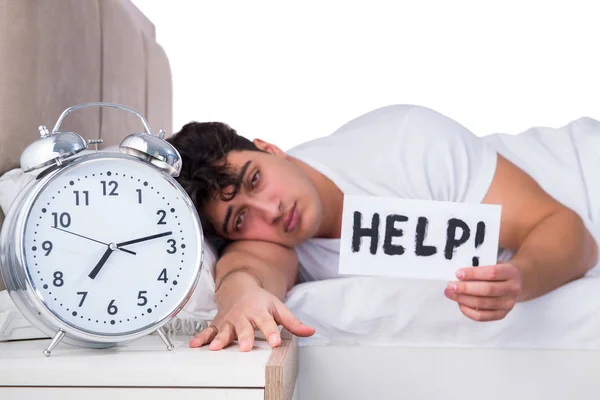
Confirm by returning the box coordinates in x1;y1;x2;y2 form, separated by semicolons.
156;327;175;351
43;329;65;357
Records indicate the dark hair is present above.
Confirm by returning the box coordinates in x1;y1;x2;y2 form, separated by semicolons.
166;122;264;254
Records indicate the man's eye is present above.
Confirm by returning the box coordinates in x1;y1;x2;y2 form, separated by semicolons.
235;212;245;231
251;171;260;187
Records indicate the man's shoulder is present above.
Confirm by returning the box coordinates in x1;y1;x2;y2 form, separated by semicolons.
331;104;421;134
222;240;298;262
287;104;423;152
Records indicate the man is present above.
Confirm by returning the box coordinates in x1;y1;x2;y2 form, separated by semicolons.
167;104;599;352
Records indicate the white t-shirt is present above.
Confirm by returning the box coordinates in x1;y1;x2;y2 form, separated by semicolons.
287;104;600;282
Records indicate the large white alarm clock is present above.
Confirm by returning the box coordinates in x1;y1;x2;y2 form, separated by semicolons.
0;102;204;356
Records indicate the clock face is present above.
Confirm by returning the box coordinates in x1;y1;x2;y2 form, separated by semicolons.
21;154;202;336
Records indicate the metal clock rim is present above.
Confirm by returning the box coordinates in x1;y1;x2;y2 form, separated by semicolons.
2;152;204;346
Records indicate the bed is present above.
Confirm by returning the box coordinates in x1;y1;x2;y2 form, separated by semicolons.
0;0;173;338
2;1;600;399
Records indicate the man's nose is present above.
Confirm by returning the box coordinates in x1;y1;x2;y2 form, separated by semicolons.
250;197;283;224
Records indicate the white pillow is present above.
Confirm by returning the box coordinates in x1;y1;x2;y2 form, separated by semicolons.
0;148;219;340
0;168;38;216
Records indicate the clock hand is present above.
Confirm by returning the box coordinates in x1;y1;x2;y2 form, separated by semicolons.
116;231;173;248
52;226;136;255
88;244;116;279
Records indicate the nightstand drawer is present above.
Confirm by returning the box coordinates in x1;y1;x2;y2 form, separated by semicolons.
0;330;297;400
0;388;264;400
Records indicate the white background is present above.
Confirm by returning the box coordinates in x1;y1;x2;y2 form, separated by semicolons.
132;0;600;150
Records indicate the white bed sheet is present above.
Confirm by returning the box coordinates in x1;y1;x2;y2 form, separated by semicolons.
285;272;600;350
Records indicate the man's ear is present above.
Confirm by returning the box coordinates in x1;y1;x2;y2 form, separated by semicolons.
253;138;287;157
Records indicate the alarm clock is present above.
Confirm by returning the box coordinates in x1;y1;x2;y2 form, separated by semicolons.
0;102;204;356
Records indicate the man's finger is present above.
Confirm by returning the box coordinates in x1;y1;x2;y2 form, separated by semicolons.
209;321;235;351
189;324;218;348
253;312;283;348
272;301;315;338
456;264;516;282
233;318;256;352
447;280;515;297
458;304;509;322
446;291;516;311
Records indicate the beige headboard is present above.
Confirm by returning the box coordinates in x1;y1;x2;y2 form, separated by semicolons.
0;0;172;289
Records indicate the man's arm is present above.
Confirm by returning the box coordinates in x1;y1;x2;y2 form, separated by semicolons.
447;153;598;320
215;239;298;302
190;240;315;351
482;153;598;300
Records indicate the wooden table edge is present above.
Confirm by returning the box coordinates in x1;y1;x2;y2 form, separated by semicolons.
264;329;298;400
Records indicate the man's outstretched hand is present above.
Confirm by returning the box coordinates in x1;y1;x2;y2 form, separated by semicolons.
189;287;315;352
445;263;522;322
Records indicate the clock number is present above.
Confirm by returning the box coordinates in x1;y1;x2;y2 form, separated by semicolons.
157;268;168;283
136;189;143;204
107;299;118;315
167;239;177;254
42;240;53;256
52;212;71;228
101;180;119;196
157;210;167;225
137;290;148;306
74;190;89;206
53;271;64;287
77;291;88;307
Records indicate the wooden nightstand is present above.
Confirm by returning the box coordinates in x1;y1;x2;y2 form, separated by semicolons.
0;329;298;399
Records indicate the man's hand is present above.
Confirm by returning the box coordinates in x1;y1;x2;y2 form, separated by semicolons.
189;286;315;352
445;263;521;322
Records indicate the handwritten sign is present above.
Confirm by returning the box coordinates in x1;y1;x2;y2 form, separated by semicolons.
339;195;502;280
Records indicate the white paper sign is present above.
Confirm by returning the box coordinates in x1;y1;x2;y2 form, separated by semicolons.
339;195;502;280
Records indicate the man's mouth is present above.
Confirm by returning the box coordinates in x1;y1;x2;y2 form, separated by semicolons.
284;202;299;233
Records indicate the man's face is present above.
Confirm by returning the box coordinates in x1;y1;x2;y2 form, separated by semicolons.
203;140;323;248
